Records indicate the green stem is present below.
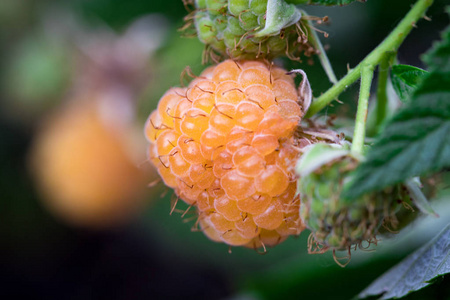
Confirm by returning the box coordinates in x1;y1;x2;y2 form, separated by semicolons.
374;52;395;132
352;64;374;154
305;0;434;118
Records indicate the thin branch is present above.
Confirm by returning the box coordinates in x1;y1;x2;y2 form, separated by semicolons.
373;51;396;133
305;0;434;118
352;63;374;154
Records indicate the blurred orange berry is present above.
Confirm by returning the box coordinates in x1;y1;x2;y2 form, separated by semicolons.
30;96;150;228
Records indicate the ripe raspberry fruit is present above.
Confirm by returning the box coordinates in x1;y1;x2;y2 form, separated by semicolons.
183;0;316;61
145;59;311;248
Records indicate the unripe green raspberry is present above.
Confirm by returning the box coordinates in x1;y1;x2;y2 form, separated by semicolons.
184;0;316;61
297;144;410;252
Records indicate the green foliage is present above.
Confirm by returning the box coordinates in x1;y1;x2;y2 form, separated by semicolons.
7;37;71;101
358;223;450;299
344;22;450;199
423;13;450;73
77;0;187;28
391;64;428;102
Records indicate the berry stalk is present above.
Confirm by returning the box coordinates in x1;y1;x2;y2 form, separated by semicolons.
305;0;434;118
352;63;373;155
372;51;396;134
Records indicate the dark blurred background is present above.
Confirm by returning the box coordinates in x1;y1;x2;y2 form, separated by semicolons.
0;0;449;299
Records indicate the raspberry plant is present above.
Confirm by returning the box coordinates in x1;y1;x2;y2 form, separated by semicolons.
144;0;449;296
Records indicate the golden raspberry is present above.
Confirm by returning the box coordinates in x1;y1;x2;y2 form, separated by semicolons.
145;60;307;248
30;96;148;228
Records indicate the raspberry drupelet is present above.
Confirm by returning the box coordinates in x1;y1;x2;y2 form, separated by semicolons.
145;59;309;249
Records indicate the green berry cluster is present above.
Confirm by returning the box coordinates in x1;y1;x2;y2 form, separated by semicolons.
184;0;316;61
299;156;410;251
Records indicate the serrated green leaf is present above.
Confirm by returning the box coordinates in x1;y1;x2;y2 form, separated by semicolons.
391;64;428;102
343;22;450;199
344;77;450;198
285;0;361;6
423;27;450;73
358;223;450;299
